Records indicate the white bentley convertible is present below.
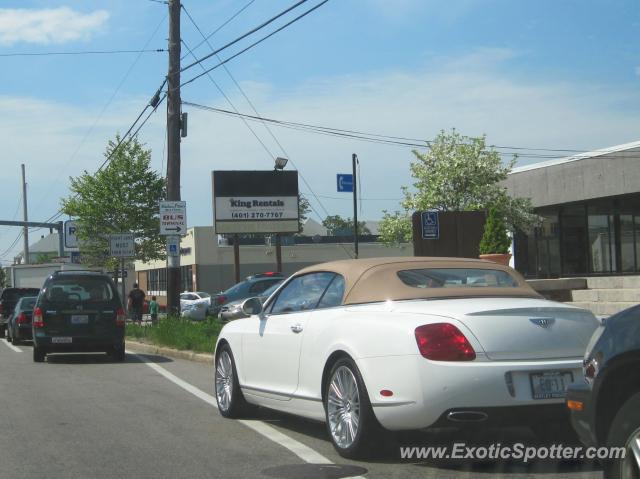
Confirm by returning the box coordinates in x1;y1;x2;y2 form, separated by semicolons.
214;257;599;458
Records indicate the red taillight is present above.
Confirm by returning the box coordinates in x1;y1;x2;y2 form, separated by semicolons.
17;312;28;324
33;307;44;328
414;323;476;361
215;295;227;305
116;308;126;327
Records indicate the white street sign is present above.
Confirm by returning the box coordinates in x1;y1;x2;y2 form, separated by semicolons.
160;201;187;235
109;234;135;258
64;220;79;249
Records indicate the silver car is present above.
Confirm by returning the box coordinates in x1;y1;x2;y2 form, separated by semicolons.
219;281;283;321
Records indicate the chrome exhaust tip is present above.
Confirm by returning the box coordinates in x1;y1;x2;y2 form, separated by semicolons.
446;411;489;423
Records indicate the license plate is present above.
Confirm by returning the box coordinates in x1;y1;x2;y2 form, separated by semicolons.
70;315;88;324
51;337;72;344
530;371;573;399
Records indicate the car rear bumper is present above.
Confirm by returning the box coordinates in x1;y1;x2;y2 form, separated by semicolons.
33;334;124;352
566;382;596;447
357;355;583;430
16;324;32;340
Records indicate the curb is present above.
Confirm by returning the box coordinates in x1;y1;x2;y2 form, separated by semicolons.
126;339;214;365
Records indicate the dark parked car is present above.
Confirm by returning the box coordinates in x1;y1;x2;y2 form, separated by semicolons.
7;296;38;345
567;304;640;478
32;271;126;363
212;272;284;316
0;287;40;336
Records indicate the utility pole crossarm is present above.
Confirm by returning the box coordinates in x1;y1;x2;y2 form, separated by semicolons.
0;220;61;229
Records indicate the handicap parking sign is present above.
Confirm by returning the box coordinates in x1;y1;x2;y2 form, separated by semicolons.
421;212;439;240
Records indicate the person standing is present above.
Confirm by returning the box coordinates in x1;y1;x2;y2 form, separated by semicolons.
128;283;146;324
149;295;159;323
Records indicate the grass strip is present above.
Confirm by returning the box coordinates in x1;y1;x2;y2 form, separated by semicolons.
125;316;223;354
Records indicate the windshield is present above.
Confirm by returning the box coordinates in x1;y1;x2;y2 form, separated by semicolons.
196;292;210;298
260;281;283;298
18;297;37;310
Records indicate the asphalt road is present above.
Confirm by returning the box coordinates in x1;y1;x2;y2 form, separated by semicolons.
0;339;604;479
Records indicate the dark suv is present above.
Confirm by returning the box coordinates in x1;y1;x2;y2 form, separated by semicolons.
32;271;125;363
0;287;41;336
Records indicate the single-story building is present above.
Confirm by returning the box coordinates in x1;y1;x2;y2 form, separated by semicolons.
504;140;640;278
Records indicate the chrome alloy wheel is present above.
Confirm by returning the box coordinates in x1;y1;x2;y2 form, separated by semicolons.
327;366;361;449
215;351;234;412
622;427;640;479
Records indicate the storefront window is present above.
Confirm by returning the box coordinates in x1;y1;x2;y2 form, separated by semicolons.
533;209;561;278
588;201;615;273
561;204;588;275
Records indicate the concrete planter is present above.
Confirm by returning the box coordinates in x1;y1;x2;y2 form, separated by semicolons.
479;253;512;266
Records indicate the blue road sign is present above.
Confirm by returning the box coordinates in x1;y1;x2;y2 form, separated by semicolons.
337;174;354;192
421;211;439;240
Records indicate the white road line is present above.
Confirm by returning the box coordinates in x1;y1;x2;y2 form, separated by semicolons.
1;338;22;353
129;351;333;465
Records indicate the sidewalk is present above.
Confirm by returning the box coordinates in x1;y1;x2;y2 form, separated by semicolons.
125;339;214;365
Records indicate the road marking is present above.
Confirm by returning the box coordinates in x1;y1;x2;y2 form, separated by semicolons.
1;339;22;353
130;351;333;465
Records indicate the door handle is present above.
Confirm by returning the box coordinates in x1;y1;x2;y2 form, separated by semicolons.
290;323;303;333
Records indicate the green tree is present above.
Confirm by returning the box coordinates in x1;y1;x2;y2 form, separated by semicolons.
479;208;511;254
61;135;166;268
298;194;311;233
322;215;371;236
378;129;537;245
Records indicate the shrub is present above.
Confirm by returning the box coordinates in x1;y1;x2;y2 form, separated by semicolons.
479;208;511;254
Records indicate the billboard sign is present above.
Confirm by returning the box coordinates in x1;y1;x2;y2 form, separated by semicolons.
212;170;299;234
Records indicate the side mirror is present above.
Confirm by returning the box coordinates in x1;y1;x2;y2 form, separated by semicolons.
242;297;263;316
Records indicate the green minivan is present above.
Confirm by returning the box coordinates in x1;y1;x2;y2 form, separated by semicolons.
32;271;126;363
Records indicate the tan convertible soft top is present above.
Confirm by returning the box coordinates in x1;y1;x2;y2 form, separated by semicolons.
294;256;541;305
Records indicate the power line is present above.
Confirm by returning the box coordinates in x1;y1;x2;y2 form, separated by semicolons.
183;101;640;161
180;0;257;62
181;0;309;73
0;49;165;58
180;38;276;159
0;231;23;260
182;4;355;258
180;0;330;90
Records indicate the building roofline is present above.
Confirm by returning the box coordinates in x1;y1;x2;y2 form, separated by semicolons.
510;139;640;174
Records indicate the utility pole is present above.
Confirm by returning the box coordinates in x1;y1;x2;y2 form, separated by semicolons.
352;154;359;259
166;0;182;315
21;164;29;265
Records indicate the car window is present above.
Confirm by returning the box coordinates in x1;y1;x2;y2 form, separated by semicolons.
18;297;37;310
317;275;345;309
249;279;280;294
260;281;283;299
270;273;335;315
44;277;115;303
397;268;519;288
180;293;190;300
196;292;210;299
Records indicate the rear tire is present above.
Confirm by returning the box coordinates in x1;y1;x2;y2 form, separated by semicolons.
215;344;252;418
33;346;45;363
109;344;125;362
605;391;640;479
324;357;384;459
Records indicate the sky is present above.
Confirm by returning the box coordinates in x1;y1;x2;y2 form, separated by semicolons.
0;0;639;263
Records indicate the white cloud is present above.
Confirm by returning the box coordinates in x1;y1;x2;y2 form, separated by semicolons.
0;7;109;45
